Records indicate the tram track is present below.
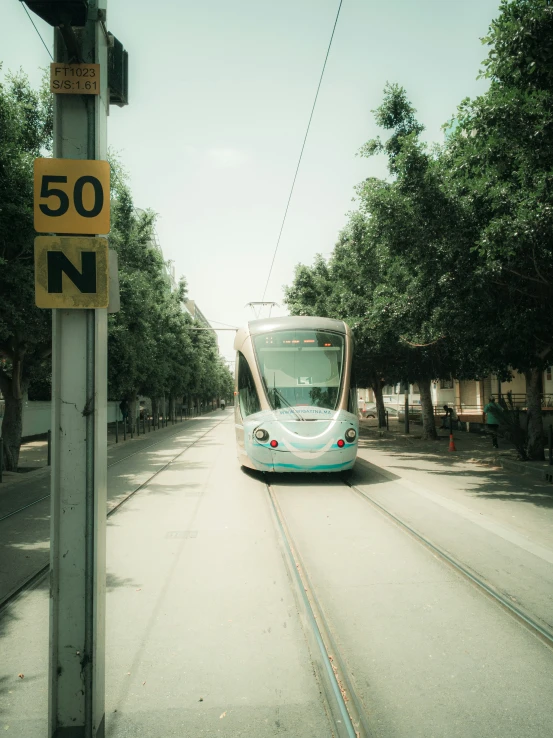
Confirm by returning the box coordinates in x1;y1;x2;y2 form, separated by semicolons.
266;481;372;738
0;416;229;612
267;469;553;738
0;414;221;524
344;477;553;651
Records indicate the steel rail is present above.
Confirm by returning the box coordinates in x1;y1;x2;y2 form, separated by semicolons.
0;417;229;612
267;482;372;738
345;479;553;651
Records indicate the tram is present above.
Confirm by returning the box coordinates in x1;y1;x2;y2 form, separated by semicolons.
234;316;358;472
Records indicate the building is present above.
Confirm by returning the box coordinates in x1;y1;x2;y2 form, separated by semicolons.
360;367;553;427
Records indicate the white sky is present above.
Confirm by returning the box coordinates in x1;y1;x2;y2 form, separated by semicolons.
3;0;501;365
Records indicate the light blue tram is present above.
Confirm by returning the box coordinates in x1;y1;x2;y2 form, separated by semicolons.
234;316;358;473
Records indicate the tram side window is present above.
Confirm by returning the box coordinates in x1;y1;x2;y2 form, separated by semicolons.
238;352;261;417
348;364;358;414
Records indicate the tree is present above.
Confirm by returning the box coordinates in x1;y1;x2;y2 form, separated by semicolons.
285;255;334;318
107;163;182;425
445;0;553;458
0;68;52;470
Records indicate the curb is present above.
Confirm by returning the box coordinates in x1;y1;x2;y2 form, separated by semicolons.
494;455;553;483
360;428;553;483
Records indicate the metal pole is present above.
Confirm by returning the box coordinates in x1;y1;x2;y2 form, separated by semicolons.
404;385;410;434
0;438;3;483
47;429;51;466
115;418;118;443
386;410;389;431
143;412;145;434
48;9;108;737
549;425;552;466
130;415;133;439
123;417;126;442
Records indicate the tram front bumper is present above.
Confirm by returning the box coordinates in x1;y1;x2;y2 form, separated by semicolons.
248;439;357;473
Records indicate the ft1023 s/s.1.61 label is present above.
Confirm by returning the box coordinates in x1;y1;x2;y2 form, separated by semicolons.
50;63;100;95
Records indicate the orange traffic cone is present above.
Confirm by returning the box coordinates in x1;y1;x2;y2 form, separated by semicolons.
448;433;456;452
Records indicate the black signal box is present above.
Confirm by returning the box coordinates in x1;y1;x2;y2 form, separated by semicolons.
108;36;129;107
23;0;88;27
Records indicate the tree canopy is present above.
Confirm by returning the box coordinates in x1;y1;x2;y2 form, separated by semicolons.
285;0;553;455
0;68;233;471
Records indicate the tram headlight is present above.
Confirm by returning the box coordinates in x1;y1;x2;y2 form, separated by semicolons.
254;428;269;442
345;428;357;443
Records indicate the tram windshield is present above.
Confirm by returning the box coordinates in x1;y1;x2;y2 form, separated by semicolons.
253;330;345;411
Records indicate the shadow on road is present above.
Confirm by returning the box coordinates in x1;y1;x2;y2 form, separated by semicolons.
358;431;553;510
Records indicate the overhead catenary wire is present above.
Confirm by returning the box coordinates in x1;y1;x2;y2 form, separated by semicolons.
261;0;343;302
20;2;54;61
206;319;239;329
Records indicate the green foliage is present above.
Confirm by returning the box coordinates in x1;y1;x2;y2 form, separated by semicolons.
284;255;333;318
445;0;553;375
480;0;553;91
0;67;52;394
0;66;229;471
285;0;553;454
107;169;228;407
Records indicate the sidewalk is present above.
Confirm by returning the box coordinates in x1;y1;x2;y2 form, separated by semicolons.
361;417;553;482
1;410;220;485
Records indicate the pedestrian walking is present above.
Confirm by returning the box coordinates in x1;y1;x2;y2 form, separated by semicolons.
221;399;226;410
484;396;501;448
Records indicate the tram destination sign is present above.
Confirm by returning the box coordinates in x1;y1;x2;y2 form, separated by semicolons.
50;63;100;95
34;236;109;309
34;158;110;235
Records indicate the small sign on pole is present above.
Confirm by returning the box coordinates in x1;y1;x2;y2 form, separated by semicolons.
34;235;109;309
34;158;110;235
50;63;100;95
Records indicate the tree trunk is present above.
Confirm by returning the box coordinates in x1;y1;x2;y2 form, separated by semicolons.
371;378;386;428
525;368;544;460
0;368;24;472
419;377;437;440
1;391;23;471
168;395;175;422
129;393;138;433
151;397;159;426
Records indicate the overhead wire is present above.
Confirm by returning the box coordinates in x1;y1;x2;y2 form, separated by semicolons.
261;0;343;301
20;2;54;61
206;319;239;329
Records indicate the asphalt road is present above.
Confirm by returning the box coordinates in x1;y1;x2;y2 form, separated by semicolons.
1;412;552;737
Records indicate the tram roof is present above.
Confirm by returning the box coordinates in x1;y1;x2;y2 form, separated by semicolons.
246;316;348;336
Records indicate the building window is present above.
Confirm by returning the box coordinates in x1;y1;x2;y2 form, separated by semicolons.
547;368;552;381
412;383;420;394
440;378;454;390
